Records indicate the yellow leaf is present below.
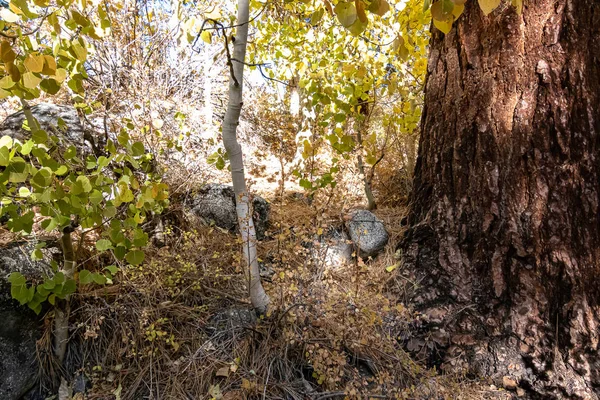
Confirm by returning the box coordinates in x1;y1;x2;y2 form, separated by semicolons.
24;54;44;73
42;55;57;75
511;0;523;14
386;263;398;273
478;0;501;16
1;41;16;63
0;76;14;89
200;30;212;44
55;68;67;83
433;18;452;34
452;3;465;18
22;72;42;89
317;227;323;235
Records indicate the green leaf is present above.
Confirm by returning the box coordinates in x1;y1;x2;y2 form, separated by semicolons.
20;140;34;155
92;273;106;285
0;146;9;166
105;265;118;275
7;158;28;183
62;279;76;295
8;272;26;285
53;271;65;284
125;250;145;266
55;165;68;176
32;129;48;144
131;141;145;156
73;175;92;194
96;239;113;251
32;167;53;188
63;146;76;160
79;269;94;284
40;78;61;95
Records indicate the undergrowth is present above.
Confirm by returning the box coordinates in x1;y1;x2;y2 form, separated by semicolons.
42;195;508;400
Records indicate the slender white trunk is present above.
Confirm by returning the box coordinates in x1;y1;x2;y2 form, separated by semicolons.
222;0;270;314
203;55;214;138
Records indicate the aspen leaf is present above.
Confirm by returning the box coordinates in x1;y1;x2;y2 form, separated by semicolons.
0;76;14;89
125;250;145;266
386;263;399;272
452;3;465;18
511;0;523;14
347;16;368;35
355;0;367;23
24;54;44;73
0;9;19;23
216;366;229;377
55;68;67;83
431;0;454;21
478;0;501;16
200;30;212;44
42;55;57;75
1;41;15;63
433;18;453;34
334;2;357;28
367;0;390;16
23;72;42;89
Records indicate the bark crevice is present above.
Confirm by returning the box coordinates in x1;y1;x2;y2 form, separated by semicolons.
401;1;600;398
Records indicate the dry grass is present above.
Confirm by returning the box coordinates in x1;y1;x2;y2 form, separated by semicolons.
53;195;509;400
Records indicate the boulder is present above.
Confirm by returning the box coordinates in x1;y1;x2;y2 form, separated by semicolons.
190;184;270;240
0;103;98;155
345;210;389;258
0;243;48;400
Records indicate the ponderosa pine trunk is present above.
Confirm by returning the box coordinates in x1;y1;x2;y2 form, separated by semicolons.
401;1;600;398
222;0;270;314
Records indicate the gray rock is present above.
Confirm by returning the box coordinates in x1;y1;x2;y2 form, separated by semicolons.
190;184;270;240
345;210;389;258
0;243;47;400
0;103;99;155
312;228;353;268
206;308;257;342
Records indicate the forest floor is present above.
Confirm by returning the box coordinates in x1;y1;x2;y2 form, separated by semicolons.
56;191;515;400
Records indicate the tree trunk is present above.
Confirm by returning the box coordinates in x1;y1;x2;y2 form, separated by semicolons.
401;1;600;398
222;0;270;314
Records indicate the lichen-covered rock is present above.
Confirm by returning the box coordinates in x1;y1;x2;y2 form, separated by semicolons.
0;103;99;155
0;243;47;400
345;210;389;258
190;183;270;240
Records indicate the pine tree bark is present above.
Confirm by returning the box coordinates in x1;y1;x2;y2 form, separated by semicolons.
401;1;600;398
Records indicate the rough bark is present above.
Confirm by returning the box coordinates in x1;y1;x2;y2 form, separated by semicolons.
401;1;600;398
222;0;270;314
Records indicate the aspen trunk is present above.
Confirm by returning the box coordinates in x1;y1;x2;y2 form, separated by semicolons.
402;1;600;397
222;0;270;314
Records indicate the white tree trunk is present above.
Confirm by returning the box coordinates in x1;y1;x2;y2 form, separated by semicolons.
222;0;270;314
